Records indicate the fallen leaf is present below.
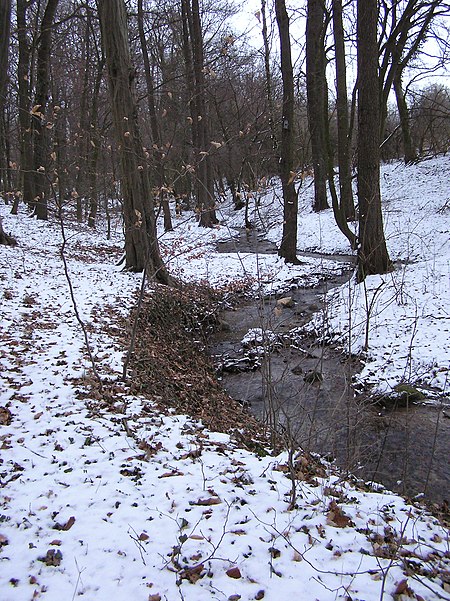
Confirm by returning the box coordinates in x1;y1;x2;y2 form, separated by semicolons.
38;549;62;566
179;563;204;583
0;407;12;425
53;516;75;531
326;501;353;528
255;591;265;600
226;567;242;579
148;595;161;601
158;470;183;478
191;497;221;506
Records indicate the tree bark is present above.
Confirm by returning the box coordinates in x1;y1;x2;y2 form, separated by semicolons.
306;0;329;212
0;216;17;246
332;0;355;221
31;0;60;220
357;0;392;282
186;0;218;227
137;0;172;232
16;0;33;213
393;71;417;164
0;0;11;196
261;0;278;151
97;0;171;282
275;0;298;264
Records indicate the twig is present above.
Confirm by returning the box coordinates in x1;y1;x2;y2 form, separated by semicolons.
50;180;102;384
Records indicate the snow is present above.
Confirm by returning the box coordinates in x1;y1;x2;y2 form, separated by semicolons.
0;156;449;600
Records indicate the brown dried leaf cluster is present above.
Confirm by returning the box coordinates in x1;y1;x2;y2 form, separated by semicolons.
127;284;266;447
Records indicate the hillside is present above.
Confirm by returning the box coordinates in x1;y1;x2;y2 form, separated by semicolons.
0;157;449;600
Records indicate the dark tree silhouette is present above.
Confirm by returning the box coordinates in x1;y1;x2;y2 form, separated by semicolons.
357;0;392;282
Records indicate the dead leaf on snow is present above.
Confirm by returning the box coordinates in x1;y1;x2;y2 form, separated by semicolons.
326;501;353;528
0;407;12;425
179;563;205;583
53;516;75;531
191;496;221;506
226;566;242;579
38;549;62;566
158;470;184;478
148;595;161;601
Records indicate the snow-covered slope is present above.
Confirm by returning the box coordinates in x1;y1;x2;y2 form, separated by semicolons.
0;157;449;600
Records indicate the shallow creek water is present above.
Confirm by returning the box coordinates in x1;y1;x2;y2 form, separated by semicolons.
211;229;449;506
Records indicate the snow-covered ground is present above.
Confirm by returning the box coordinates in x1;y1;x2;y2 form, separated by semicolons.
0;156;449;600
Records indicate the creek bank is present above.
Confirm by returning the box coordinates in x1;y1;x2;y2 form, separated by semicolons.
211;232;450;507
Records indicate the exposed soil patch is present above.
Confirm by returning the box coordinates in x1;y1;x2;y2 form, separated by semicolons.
125;284;268;449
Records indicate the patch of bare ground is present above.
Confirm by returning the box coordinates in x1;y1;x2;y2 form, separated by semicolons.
125;283;269;451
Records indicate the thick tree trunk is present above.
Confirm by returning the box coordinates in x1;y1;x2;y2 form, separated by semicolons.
186;0;218;227
357;0;392;282
275;0;298;264
97;0;171;282
31;0;60;220
306;0;329;212
0;216;17;246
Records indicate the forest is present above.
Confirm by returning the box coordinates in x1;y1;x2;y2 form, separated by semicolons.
0;0;449;600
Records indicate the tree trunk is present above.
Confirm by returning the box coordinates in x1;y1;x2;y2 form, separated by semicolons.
0;0;10;112
0;216;17;246
186;0;218;227
332;0;355;221
356;0;392;282
30;0;60;220
87;57;104;228
306;0;329;212
393;71;417;164
275;0;298;264
261;0;278;151
137;0;172;232
0;0;11;196
16;0;33;212
97;0;171;282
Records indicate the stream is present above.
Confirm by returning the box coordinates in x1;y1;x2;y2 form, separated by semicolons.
211;229;449;507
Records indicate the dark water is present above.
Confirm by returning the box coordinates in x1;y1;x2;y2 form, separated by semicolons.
211;231;449;506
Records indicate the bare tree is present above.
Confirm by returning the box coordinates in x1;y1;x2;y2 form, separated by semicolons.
357;0;392;282
331;0;355;221
30;0;60;220
275;0;299;264
97;0;171;281
181;0;218;227
137;0;173;232
0;0;11;194
306;0;329;212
